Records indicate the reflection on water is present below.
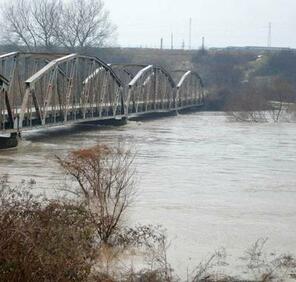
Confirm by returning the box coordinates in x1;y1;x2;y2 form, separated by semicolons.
1;112;296;276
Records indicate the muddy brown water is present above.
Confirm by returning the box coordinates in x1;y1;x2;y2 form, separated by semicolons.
1;112;296;278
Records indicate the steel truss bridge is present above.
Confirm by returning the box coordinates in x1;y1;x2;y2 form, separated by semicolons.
0;52;204;135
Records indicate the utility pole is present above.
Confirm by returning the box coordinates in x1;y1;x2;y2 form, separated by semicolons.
202;36;205;51
268;22;272;48
160;37;163;49
189;17;192;50
171;33;174;50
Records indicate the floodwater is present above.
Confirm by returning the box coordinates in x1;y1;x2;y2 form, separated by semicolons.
1;112;296;277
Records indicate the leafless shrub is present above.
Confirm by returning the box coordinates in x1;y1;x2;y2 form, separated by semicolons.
144;233;175;282
265;77;295;122
92;225;168;279
225;83;269;122
124;233;176;282
58;144;136;245
226;77;295;123
240;238;296;282
115;225;166;249
190;248;228;282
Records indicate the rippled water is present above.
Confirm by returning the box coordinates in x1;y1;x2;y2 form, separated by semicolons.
1;112;296;277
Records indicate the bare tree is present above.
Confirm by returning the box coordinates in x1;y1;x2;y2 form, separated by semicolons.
1;0;115;50
1;0;61;50
1;0;37;49
58;144;135;244
57;0;115;49
31;0;62;49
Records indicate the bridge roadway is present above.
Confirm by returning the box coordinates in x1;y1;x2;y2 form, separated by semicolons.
0;52;204;135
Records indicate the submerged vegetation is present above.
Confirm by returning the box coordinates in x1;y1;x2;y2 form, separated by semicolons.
0;144;295;281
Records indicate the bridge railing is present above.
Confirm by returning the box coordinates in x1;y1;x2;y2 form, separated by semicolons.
18;54;123;129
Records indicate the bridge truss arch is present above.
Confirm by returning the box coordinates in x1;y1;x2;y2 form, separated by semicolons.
18;54;123;129
111;64;145;86
175;70;204;109
126;65;176;115
0;52;65;131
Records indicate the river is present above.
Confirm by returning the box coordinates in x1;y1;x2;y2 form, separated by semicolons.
0;112;296;278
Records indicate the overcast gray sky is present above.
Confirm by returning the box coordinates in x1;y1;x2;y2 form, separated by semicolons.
105;0;295;49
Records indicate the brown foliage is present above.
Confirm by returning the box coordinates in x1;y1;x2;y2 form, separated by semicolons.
0;180;96;282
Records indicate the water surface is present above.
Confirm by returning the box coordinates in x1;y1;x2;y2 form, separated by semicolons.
1;112;295;276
